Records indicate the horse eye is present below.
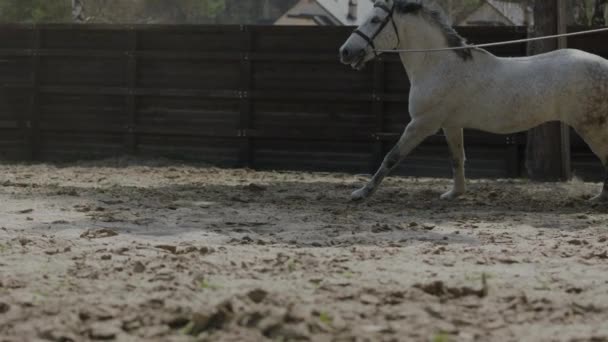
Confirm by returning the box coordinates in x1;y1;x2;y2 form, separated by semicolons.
371;17;381;24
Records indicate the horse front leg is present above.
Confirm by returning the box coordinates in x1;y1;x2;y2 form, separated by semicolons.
441;127;466;200
352;120;438;201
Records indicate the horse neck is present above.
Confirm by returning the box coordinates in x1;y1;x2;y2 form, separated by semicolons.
395;17;463;83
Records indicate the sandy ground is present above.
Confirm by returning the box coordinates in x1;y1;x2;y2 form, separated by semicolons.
1;158;607;342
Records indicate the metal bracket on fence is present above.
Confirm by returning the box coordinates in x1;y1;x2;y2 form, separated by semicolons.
506;136;517;145
372;132;396;141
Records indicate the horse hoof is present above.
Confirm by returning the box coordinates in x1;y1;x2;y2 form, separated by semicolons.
440;189;465;201
589;193;608;203
351;188;369;202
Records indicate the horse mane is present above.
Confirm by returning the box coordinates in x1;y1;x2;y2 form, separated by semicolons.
393;0;474;61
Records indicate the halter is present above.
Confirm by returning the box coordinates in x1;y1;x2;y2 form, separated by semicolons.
352;2;400;57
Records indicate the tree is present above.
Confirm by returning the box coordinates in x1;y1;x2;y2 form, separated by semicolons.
0;0;299;24
0;0;70;23
72;0;85;22
434;0;482;22
592;0;607;25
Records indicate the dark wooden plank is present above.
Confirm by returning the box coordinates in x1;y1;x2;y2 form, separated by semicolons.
38;131;124;161
40;56;127;87
137;134;240;166
371;57;386;173
125;29;138;154
239;26;254;168
41;29;129;50
38;93;126;129
0;120;19;129
249;91;373;102
253;139;372;174
136;126;239;137
27;28;42;160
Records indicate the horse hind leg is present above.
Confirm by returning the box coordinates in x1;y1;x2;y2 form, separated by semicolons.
441;127;466;200
591;155;608;203
574;126;608;202
592;170;608;202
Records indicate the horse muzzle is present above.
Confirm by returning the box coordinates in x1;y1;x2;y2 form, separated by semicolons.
339;47;367;69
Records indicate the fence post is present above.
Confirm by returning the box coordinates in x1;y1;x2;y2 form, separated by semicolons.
370;57;385;173
525;0;568;181
27;27;42;160
506;135;520;178
238;25;254;168
557;0;571;180
125;28;138;155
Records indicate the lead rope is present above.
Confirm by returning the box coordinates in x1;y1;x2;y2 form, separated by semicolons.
374;26;608;53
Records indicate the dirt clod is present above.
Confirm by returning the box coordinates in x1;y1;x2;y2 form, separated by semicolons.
246;183;267;192
414;277;488;300
80;228;119;239
247;289;269;303
133;261;146;273
155;245;178;254
89;322;119;340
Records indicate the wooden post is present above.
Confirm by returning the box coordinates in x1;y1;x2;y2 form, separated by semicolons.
238;26;254;168
557;0;571;180
125;29;138;154
27;28;42;160
370;57;385;174
525;0;569;181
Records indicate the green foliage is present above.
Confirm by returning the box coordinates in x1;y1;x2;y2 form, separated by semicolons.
0;0;70;23
0;0;297;24
198;280;222;290
0;0;602;25
143;0;227;22
318;312;333;325
432;332;450;342
203;0;226;17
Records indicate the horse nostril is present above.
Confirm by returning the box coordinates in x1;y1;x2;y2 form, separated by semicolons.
341;48;350;59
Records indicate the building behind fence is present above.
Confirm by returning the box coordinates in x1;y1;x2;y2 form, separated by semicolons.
0;25;606;180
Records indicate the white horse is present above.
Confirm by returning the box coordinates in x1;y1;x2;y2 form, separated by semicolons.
340;0;608;202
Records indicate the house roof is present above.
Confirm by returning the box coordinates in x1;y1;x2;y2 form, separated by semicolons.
485;0;528;25
316;0;375;25
276;0;375;26
275;0;339;25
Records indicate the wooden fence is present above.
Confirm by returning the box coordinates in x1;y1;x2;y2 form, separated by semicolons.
0;24;606;179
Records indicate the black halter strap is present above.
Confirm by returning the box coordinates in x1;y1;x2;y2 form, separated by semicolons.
352;2;400;57
374;3;392;14
353;29;377;50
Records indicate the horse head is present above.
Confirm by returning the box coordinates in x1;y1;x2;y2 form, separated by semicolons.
340;1;472;69
339;0;403;70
